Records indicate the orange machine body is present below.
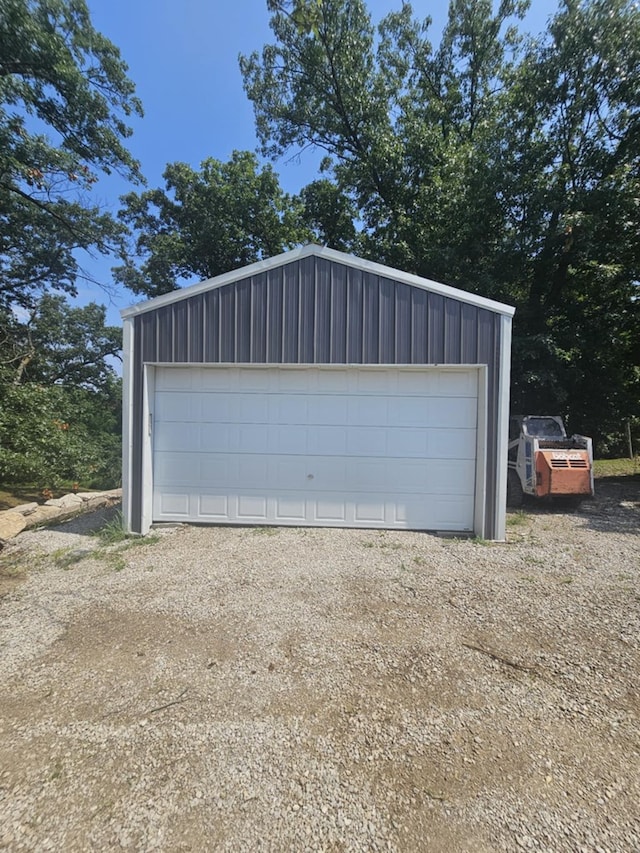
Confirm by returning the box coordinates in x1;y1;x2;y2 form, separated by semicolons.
534;449;592;498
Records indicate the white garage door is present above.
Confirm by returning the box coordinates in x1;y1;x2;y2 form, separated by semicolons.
151;366;479;531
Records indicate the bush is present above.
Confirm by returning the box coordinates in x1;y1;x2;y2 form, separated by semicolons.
0;383;121;489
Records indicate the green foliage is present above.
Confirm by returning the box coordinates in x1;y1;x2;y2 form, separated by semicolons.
0;381;121;488
115;151;309;297
297;179;358;251
0;294;121;389
0;0;143;309
0;293;122;489
241;0;640;454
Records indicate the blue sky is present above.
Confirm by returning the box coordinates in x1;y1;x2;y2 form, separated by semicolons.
82;0;559;324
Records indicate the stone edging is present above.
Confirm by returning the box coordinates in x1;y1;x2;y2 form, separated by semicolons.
0;489;122;546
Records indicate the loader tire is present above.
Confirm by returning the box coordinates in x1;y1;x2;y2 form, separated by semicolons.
507;469;524;508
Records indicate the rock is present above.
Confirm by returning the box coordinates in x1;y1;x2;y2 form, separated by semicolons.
11;503;39;516
84;496;109;511
44;494;84;509
23;506;64;528
0;511;27;542
76;489;122;501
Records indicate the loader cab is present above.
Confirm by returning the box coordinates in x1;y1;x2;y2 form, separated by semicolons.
520;416;566;439
510;415;567;441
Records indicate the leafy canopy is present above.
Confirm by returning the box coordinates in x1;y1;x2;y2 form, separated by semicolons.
0;0;143;309
241;0;640;452
0;294;121;390
115;151;309;298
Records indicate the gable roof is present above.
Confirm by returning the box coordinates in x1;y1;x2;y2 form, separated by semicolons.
120;243;515;319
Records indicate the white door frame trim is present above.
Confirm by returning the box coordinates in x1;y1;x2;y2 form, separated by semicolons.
474;365;488;538
141;364;156;534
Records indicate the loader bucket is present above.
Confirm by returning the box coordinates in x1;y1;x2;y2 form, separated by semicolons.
535;450;592;498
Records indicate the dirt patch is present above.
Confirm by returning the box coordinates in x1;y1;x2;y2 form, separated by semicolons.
0;482;638;851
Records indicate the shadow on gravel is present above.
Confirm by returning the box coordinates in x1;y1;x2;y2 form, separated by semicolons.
520;477;640;536
46;503;122;537
577;478;640;535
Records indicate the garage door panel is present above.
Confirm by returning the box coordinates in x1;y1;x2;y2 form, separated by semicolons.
308;426;348;454
152;488;475;529
152;367;479;531
272;396;309;424
200;455;231;485
433;397;477;428
428;427;476;459
347;427;387;455
198;494;228;518
200;393;236;423
436;370;478;396
356;369;394;393
232;424;269;453
273;424;307;454
428;459;477;494
239;395;270;422
155;367;195;391
153;452;202;487
396;371;433;395
156;492;190;516
302;368;352;395
237;495;267;518
196;367;235;392
154;422;199;453
348;397;388;427
388;397;430;427
308;396;349;425
275;497;307;520
315;499;348;522
155;392;201;422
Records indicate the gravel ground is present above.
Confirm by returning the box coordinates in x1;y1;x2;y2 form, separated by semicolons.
0;481;638;852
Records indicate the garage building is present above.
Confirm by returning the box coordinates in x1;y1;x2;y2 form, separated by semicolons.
121;245;514;539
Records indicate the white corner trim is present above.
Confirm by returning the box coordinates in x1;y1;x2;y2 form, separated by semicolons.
141;365;155;535
494;313;513;541
474;366;488;538
120;244;516;320
121;317;135;533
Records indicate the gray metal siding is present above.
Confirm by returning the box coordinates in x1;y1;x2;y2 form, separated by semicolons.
130;256;503;536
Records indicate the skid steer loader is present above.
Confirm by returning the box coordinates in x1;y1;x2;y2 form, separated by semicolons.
507;415;594;507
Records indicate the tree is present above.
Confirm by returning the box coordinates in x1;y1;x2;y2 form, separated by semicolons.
0;380;122;487
297;178;358;251
0;0;143;310
115;151;309;298
0;294;123;487
241;0;640;453
0;294;121;389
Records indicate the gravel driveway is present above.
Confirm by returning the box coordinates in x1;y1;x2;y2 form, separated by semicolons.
0;481;638;852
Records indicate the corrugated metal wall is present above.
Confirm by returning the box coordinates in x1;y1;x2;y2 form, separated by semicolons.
130;256;501;535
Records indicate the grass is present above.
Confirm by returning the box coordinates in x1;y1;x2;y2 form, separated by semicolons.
593;457;640;479
507;510;529;527
50;547;89;570
93;510;129;544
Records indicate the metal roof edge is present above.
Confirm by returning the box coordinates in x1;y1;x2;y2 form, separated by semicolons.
120;243;516;319
120;244;318;318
